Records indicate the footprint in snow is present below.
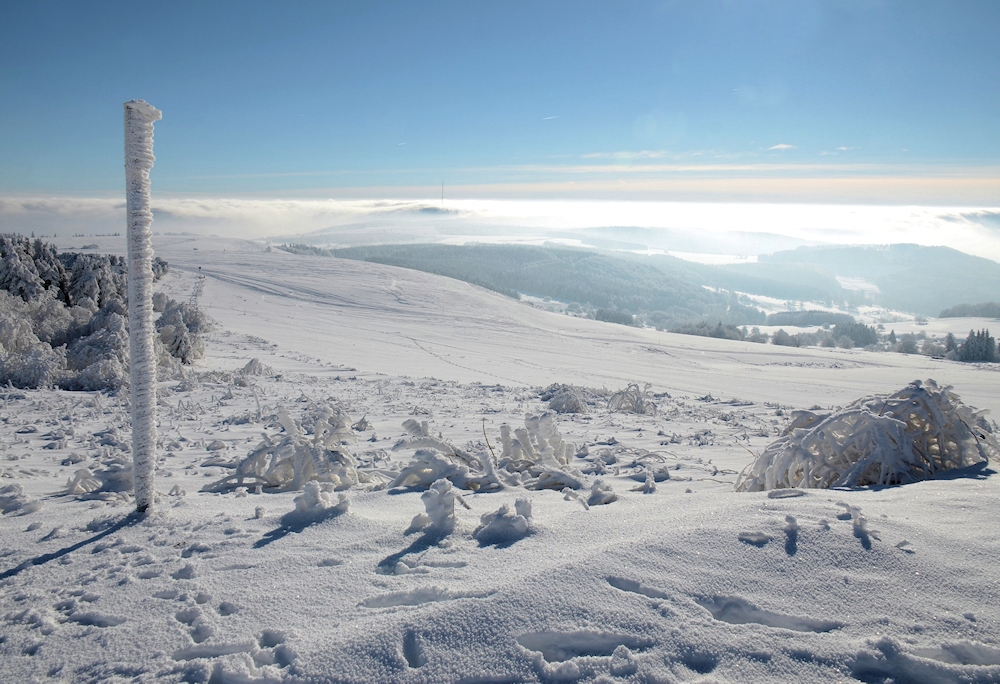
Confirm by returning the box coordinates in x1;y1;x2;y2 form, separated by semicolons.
837;502;874;550
361;586;493;608
696;595;840;632
516;630;654;663
607;576;670;600
172;563;196;580
784;516;799;556
738;531;772;547
403;629;426;668
175;606;214;643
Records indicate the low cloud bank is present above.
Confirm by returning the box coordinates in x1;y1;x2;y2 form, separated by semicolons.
1;196;999;262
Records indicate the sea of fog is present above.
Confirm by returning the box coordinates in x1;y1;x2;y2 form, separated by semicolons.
1;197;999;263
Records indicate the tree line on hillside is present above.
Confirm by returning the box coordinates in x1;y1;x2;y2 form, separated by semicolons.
765;310;856;327
939;302;1000;318
669;317;996;364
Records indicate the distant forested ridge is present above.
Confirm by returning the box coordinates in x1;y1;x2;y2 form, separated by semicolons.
743;244;1000;316
288;240;1000;322
332;243;765;328
940;302;1000;318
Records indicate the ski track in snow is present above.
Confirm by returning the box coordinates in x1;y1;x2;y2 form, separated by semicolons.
0;235;999;682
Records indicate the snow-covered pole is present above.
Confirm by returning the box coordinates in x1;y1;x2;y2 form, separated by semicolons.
124;100;162;513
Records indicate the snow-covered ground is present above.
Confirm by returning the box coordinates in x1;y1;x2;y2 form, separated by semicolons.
2;235;1000;683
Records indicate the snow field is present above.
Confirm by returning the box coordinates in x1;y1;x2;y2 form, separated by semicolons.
1;236;999;682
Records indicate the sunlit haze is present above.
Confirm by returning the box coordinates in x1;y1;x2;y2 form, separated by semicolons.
1;2;999;258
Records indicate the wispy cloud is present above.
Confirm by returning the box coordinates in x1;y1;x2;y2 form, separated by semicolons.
768;143;795;151
822;146;858;156
581;150;677;160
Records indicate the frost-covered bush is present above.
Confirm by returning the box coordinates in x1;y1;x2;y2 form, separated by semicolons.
156;298;210;363
388;418;511;491
152;291;168;312
390;449;505;491
735;380;1000;492
587;479;618;506
287;481;350;523
205;405;371;493
65;450;135;499
240;358;274;377
608;383;657;416
0;343;67;388
406;478;468;537
0;236;180;391
0;234;167;308
541;383;589;414
496;412;585;490
0;235;65;302
473;499;532;545
1;483;43;515
390;411;584;492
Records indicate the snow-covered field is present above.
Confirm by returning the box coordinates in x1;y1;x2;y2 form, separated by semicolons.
2;235;1000;683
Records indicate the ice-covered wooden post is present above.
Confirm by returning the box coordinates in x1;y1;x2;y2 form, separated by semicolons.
124;100;162;513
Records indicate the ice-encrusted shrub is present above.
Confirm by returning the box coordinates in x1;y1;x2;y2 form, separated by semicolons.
0;235;64;302
406;478;468;537
0;234;167;308
735;379;1000;492
287;481;350;523
587;479;618;506
390;448;505;491
608;383;657;416
156;298;210;364
497;412;585;490
541;384;589;414
473;498;532;545
1;483;43;515
0;343;67;388
389;418;510;491
0;295;39;354
391;411;584;492
233;357;275;387
240;358;274;377
205;405;369;493
65;450;135;499
0;236;181;390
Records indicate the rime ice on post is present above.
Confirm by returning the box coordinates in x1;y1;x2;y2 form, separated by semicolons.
124;100;162;513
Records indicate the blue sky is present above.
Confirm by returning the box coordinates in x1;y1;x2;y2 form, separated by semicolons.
2;0;999;202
